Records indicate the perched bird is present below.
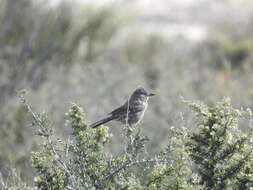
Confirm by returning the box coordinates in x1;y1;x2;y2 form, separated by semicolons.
90;87;155;128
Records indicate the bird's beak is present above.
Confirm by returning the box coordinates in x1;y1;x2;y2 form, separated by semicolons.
148;93;155;97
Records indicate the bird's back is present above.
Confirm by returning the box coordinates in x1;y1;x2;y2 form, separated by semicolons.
109;93;148;126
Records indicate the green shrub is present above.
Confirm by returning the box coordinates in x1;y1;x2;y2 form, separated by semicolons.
185;98;253;189
2;96;253;189
17;96;195;189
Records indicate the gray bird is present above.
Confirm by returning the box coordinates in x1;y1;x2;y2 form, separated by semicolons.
90;87;155;128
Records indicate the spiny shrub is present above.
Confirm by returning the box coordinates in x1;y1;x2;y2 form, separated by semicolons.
2;96;253;190
25;100;192;190
185;98;253;190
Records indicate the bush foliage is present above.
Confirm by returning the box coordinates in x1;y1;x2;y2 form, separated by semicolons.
1;97;253;189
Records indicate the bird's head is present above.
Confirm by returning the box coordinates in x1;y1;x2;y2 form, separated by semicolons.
132;87;155;101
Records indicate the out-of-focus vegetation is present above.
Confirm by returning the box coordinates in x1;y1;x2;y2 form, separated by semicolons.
1;0;253;187
0;0;123;181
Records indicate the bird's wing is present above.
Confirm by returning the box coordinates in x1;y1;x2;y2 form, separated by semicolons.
109;104;127;115
109;101;143;116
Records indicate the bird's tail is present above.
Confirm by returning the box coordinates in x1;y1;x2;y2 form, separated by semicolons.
90;115;114;128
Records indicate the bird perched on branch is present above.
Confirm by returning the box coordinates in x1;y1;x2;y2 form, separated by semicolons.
90;87;155;128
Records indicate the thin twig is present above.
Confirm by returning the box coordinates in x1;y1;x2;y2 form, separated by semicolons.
19;94;76;189
96;158;167;188
20;94;43;128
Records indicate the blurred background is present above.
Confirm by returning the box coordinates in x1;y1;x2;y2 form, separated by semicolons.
1;0;253;183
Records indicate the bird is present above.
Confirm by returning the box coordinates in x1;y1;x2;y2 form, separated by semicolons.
90;87;155;128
